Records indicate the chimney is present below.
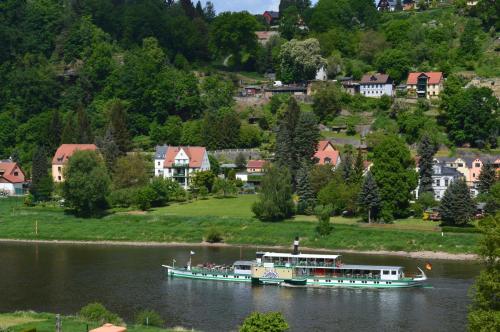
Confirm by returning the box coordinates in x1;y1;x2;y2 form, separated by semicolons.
292;236;299;255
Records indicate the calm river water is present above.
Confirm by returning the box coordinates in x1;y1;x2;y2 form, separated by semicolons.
0;242;481;332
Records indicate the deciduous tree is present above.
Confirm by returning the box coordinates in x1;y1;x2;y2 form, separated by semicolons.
279;38;326;83
62;150;110;217
252;164;294;221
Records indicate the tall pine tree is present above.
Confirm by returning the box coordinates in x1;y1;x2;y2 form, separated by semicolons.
296;160;316;215
477;163;497;194
417;134;438;196
108;100;130;155
49;109;63;152
61;112;76;144
439;179;475;226
358;172;381;223
75;106;93;144
275;97;319;185
96;128;120;170
340;146;354;182
31;145;53;202
353;148;364;184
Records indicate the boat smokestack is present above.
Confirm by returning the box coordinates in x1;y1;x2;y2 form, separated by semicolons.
292;237;299;255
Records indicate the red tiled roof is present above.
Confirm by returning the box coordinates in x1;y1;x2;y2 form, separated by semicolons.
247;160;267;169
163;146;207;168
52;144;97;165
0;161;25;183
314;140;340;166
407;72;443;85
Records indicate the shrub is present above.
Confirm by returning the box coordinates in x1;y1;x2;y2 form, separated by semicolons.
315;204;333;236
135;310;164;327
239;312;289;332
205;228;223;243
135;186;156;211
108;188;137;208
199;186;209;199
79;303;123;325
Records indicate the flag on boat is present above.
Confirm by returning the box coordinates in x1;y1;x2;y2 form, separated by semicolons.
425;263;432;271
190;251;195;255
173;259;176;263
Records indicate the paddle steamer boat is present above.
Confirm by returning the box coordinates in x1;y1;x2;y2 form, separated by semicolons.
163;239;428;288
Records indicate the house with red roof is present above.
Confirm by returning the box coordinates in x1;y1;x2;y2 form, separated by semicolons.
263;11;280;26
52;144;98;182
314;140;341;167
406;72;444;99
154;145;210;189
246;160;267;173
0;160;26;195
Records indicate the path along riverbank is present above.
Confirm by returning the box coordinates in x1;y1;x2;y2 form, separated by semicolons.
0;239;479;261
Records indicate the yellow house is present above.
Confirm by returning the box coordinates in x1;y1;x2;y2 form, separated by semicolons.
52;144;97;182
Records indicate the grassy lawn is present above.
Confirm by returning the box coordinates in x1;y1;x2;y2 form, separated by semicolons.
0;312;190;332
152;195;257;218
0;197;480;254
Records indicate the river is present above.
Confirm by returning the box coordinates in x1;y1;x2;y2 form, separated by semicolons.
0;242;481;332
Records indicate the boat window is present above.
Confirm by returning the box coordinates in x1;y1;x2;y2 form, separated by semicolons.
391;270;397;275
383;270;389;275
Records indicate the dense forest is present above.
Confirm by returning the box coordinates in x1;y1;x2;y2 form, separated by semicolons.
0;0;498;167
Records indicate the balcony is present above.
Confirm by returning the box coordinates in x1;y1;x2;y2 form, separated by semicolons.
172;162;189;168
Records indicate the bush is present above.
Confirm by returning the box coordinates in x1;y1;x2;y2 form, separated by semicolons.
135;186;156;211
199;186;209;199
239;312;289;332
315;204;333;236
79;303;123;325
205;228;223;243
108;188;137;208
135;310;164;327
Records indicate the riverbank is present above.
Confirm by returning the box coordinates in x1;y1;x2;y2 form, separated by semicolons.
0;239;479;260
0;197;481;257
0;312;193;332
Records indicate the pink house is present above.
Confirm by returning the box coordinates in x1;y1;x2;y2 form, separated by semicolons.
314;140;341;167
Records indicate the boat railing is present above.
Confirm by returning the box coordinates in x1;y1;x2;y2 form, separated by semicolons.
191;265;234;274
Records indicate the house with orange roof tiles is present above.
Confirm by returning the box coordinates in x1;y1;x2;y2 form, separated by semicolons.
52;144;98;182
0;159;26;196
314;140;341;167
154;145;210;189
406;72;444;99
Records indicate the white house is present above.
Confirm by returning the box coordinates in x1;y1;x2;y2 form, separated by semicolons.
359;73;394;98
415;162;463;201
154;145;210;189
0;160;26;196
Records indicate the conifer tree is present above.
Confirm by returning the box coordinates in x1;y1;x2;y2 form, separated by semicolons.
358;172;381;223
252;164;294;221
340;146;354;182
76;106;93;144
477;163;497;194
31;145;53;202
96;128;120;170
439;179;475;226
296;161;316;215
108;101;130;155
275;97;300;170
61;112;76;144
417;135;438;196
353;148;364;183
275;97;319;184
49;109;63;152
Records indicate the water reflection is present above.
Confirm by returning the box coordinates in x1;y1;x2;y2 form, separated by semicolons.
0;242;480;332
